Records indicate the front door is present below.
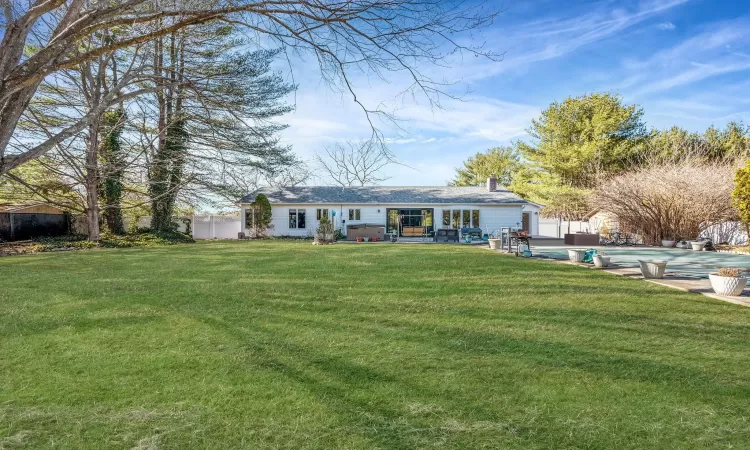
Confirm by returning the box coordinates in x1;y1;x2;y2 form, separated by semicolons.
522;212;531;234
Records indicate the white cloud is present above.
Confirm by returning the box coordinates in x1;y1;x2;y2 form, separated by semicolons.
383;138;418;145
622;18;750;97
443;0;690;81
394;97;539;143
658;22;676;30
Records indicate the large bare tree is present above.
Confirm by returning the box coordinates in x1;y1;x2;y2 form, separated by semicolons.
315;139;393;186
0;0;499;175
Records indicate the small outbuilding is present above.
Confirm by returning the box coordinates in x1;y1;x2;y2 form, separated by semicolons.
0;203;70;242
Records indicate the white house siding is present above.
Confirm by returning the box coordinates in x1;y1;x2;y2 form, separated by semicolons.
241;203;523;237
519;203;541;236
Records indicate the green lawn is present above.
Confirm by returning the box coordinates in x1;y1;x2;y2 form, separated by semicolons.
1;241;749;449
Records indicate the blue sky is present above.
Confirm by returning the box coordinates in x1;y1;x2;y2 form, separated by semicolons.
280;0;750;186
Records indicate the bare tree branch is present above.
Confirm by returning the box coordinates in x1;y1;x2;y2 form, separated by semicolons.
0;0;500;174
315;139;394;186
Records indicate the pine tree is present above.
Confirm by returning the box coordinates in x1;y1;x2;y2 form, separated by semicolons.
250;194;273;236
451;147;519;187
147;24;296;230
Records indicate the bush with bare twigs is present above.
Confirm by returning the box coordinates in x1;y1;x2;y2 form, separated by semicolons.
717;268;744;278
593;159;739;245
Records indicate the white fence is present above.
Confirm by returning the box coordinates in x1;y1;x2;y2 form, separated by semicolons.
539;217;748;245
193;215;242;240
122;215;241;239
538;219;592;238
701;222;748;245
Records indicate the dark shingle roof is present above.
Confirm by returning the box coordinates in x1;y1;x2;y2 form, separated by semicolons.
238;186;528;205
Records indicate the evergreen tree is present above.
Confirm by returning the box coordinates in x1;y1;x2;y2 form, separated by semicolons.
146;24;297;230
733;161;750;236
451;147;519;187
519;93;647;189
250;194;273;236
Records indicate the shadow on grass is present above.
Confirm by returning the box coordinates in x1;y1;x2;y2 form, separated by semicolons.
195;315;437;449
258;311;749;399
189;304;750;449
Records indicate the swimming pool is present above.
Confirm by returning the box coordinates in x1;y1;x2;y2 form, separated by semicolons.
531;246;750;278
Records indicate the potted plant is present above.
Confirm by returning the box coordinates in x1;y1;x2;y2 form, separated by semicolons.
690;241;705;251
708;268;748;296
370;237;377;242
592;254;611;268
661;239;675;248
638;260;668;279
567;249;587;262
675;241;689;249
488;238;501;250
356;237;363;243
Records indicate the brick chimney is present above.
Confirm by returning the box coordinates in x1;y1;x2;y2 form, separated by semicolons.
487;173;497;192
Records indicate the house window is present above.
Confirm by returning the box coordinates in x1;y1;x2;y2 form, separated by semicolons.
348;208;361;220
244;209;254;228
289;209;306;229
316;208;329;220
452;210;461;229
462;210;471;228
472;210;480;228
442;210;450;227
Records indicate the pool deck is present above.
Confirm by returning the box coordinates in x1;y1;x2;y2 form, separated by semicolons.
504;245;750;308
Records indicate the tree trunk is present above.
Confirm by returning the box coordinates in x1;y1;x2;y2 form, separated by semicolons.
85;182;101;241
85;121;101;241
149;32;187;232
99;109;125;234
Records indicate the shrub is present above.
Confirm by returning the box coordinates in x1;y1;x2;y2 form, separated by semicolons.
593;159;738;244
316;216;334;235
33;235;98;251
249;194;273;236
717;268;743;278
733;160;750;236
32;231;194;252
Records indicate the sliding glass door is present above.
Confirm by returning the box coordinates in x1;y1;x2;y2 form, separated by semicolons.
386;208;434;236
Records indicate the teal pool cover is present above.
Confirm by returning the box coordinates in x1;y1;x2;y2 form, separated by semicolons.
532;246;750;279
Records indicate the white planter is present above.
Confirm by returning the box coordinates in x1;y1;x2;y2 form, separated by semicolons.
708;274;748;296
675;241;689;249
638;260;668;279
567;249;587;262
488;238;501;250
661;240;675;248
593;254;611;268
691;241;705;251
